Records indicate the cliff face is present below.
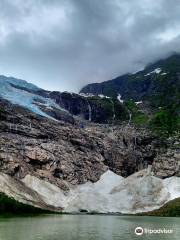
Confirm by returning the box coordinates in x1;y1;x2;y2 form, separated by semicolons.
0;99;152;187
0;98;179;213
0;98;179;189
49;91;128;123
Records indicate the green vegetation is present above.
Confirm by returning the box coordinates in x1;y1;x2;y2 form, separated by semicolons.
113;98;129;121
88;96;128;123
149;109;180;137
125;99;138;112
0;193;50;216
81;55;180;133
125;100;149;126
149;73;179;137
132;112;149;126
138;198;180;217
102;85;117;98
89;96;114;122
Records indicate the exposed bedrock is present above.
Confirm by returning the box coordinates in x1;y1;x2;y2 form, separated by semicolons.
0;99;179;213
0;100;179;190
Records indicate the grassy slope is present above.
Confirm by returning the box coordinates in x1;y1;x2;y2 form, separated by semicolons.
0;193;50;216
138;198;180;217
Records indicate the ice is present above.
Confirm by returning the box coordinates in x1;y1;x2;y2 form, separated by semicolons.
22;169;180;214
0;75;66;119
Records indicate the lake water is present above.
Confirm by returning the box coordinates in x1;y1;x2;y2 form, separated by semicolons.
0;215;179;240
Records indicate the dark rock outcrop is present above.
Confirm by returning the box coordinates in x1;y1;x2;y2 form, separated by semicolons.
49;91;91;120
49;92;128;123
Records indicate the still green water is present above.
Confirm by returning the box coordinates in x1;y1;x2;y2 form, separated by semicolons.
0;215;179;240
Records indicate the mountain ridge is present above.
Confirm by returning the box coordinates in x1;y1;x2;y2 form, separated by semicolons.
0;75;128;124
80;54;180;102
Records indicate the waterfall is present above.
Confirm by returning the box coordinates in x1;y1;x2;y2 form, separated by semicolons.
87;100;92;121
117;93;124;103
128;112;132;125
110;99;115;120
133;136;137;150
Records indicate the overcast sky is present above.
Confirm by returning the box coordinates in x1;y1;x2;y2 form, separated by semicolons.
0;0;180;92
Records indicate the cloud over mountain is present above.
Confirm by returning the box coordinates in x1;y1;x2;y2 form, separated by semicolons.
0;0;180;92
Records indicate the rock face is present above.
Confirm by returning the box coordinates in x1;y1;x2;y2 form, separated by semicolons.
49;91;128;123
0;99;154;189
152;138;180;178
0;98;179;188
0;84;179;213
49;91;91;121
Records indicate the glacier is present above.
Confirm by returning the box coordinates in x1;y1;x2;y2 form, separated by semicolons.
0;75;66;119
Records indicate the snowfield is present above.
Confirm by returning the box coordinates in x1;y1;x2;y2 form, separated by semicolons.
1;168;179;214
144;68;162;76
21;169;180;214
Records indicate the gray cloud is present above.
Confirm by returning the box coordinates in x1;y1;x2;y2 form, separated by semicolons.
0;0;180;92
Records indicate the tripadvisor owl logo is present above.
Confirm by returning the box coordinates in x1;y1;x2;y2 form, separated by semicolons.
135;227;144;236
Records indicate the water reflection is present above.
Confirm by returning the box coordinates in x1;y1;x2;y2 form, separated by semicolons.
0;215;179;240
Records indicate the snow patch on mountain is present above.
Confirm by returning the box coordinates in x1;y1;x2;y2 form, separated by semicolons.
135;101;143;105
79;93;95;98
145;68;162;76
98;94;110;99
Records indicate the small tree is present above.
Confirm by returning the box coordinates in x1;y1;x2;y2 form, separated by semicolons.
150;109;179;137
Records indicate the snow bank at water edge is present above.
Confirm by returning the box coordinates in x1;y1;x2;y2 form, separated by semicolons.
21;169;180;214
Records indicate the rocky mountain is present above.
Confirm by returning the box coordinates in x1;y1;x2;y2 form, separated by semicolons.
80;54;180;103
0;75;127;124
0;98;155;185
49;91;128;123
0;95;179;213
0;55;180;214
80;54;180;135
